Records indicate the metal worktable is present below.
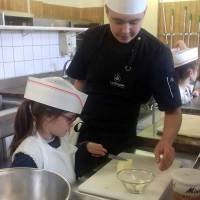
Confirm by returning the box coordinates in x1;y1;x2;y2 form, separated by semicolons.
181;96;200;115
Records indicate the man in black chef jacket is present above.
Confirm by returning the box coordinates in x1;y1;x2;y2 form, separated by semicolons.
67;0;182;171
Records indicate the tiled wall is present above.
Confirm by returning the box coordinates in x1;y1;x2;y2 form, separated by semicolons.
0;30;70;79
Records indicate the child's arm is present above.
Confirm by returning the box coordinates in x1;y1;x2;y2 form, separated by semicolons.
12;152;37;168
75;142;107;177
86;142;107;157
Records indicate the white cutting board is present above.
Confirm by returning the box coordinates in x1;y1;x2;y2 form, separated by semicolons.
78;153;181;200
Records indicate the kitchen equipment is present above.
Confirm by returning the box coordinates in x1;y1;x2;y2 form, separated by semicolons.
171;168;200;200
78;153;181;200
0;10;33;26
197;16;200;49
117;169;154;194
108;153;128;161
192;153;200;169
0;168;71;200
62;59;72;77
187;14;192;47
170;9;174;48
161;0;168;45
182;7;188;42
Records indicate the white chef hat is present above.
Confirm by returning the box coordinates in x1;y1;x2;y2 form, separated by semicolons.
172;47;198;68
105;0;147;15
24;77;87;114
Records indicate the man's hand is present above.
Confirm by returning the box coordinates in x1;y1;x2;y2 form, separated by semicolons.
86;142;107;157
154;140;175;171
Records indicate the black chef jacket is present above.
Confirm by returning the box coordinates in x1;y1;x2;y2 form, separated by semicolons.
67;24;181;154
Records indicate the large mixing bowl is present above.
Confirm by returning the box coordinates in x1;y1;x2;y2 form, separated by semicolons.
0;168;71;200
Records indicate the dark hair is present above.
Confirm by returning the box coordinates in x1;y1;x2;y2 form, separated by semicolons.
10;100;65;155
175;60;199;82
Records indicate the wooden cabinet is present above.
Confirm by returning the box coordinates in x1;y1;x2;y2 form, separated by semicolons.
158;1;200;47
0;0;104;23
0;0;28;12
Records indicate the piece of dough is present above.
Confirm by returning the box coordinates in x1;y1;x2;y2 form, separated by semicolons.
117;159;133;172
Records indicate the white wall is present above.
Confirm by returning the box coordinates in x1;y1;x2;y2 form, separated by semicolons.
0;30;70;79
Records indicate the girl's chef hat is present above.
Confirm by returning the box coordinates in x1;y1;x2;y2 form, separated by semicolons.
24;77;87;114
172;47;198;68
105;0;147;15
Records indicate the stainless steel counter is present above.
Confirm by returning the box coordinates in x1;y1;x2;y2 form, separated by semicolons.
182;96;200;115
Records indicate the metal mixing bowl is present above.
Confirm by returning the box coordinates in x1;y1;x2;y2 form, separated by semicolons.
0;168;71;200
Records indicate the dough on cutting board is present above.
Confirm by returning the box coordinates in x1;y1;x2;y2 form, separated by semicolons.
117;159;133;172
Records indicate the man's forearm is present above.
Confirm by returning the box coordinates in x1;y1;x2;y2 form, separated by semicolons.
162;107;182;145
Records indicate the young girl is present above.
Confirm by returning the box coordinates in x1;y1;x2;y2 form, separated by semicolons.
10;76;107;183
172;40;199;104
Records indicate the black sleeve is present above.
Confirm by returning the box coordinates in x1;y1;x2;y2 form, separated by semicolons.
75;142;92;177
66;31;89;80
149;46;182;111
12;152;37;168
67;26;106;80
75;142;107;177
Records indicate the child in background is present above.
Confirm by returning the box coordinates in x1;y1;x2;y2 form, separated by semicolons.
10;77;107;183
193;75;200;97
172;40;199;104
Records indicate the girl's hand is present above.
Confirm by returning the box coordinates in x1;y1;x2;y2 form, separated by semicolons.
86;142;107;157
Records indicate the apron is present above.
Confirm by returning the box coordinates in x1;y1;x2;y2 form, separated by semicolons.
13;133;77;183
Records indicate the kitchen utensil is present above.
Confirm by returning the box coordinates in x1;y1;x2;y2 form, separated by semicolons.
187;14;192;47
171;168;200;200
161;0;168;45
197;16;200;48
78;152;181;200
108;153;127;161
170;9;174;48
192;153;200;169
0;168;71;200
182;6;188;42
117;169;154;194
